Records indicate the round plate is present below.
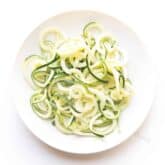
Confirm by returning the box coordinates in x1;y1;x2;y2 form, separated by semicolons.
12;10;156;154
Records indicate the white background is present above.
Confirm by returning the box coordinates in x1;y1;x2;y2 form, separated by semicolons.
0;0;164;164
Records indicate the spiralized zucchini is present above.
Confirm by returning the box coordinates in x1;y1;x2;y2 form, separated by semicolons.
23;22;133;137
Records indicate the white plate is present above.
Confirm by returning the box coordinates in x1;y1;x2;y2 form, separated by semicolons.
12;10;156;154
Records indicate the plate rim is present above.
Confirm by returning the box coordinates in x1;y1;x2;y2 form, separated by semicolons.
12;9;156;154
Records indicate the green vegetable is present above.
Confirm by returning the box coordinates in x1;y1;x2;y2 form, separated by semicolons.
23;22;133;137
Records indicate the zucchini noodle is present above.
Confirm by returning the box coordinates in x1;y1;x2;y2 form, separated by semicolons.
23;22;133;137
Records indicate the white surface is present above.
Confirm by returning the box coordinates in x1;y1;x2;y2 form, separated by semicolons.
0;0;165;164
13;10;156;154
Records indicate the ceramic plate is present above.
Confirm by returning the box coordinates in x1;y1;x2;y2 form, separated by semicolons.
12;10;156;154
